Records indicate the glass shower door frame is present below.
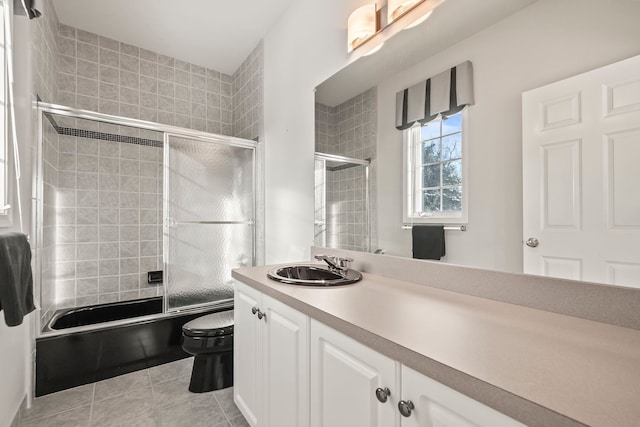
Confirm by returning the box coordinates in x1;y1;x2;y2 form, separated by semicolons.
34;102;260;335
314;157;327;248
162;132;257;313
314;152;371;253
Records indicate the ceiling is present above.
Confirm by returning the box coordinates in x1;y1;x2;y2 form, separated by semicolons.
316;0;537;106
51;0;295;76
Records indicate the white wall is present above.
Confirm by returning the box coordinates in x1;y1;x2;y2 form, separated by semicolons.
376;0;640;272
0;9;36;427
263;0;365;263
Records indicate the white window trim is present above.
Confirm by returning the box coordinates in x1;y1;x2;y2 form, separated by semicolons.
0;0;11;228
402;109;469;224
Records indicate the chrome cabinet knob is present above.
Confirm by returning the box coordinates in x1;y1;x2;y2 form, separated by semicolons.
526;237;539;248
375;387;391;403
257;310;266;321
398;400;415;417
251;306;258;315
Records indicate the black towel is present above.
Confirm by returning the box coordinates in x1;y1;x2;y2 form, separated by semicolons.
412;225;445;260
0;232;35;326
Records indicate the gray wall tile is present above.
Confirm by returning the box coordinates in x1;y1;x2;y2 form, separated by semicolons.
100;48;119;68
120;87;140;105
120;42;139;57
77;29;98;45
99;36;119;51
98;176;118;192
36;19;263;313
120;54;139;73
77;42;98;62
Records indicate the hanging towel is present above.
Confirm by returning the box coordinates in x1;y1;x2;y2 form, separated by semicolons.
0;232;35;326
412;225;445;260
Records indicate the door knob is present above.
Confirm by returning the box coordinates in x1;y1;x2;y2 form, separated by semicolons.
525;237;539;248
375;387;391;403
398;400;415;417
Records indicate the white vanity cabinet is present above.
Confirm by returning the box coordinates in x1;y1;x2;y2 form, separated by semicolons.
234;281;309;427
310;319;400;427
400;365;524;427
235;280;523;427
310;320;523;427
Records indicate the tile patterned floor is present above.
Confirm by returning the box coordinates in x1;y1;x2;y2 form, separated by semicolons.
17;357;249;427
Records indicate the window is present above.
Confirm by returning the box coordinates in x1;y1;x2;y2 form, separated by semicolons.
404;111;467;223
0;0;8;226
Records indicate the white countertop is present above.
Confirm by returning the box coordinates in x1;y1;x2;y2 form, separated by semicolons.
232;263;640;427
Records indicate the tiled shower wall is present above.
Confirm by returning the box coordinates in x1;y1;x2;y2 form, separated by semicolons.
50;116;164;309
56;25;234;135
31;0;59;103
325;163;371;251
315;87;378;252
232;41;264;141
31;5;266;316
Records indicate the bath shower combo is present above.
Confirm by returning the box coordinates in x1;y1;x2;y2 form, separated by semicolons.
33;102;257;395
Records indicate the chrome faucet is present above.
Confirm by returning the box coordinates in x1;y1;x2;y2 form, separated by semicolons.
314;254;353;276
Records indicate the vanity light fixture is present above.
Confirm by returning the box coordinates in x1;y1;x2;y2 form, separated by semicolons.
387;0;421;23
347;0;445;54
347;3;379;52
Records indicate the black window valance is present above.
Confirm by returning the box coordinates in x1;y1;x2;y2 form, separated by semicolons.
395;61;474;130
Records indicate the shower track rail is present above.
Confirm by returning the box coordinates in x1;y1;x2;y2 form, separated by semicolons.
314;152;371;252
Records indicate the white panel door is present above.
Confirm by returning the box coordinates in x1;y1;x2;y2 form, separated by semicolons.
400;365;524;427
234;281;263;427
310;320;399;427
262;295;309;427
523;54;640;287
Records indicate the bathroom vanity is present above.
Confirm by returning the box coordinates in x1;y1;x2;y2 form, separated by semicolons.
231;250;640;427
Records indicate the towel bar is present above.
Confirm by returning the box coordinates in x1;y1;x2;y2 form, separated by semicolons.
402;225;466;231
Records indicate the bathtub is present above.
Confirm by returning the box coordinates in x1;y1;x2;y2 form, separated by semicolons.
36;296;233;396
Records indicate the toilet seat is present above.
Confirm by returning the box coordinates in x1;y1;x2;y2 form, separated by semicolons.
182;310;234;337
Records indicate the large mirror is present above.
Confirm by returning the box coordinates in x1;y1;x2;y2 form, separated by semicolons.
314;0;640;288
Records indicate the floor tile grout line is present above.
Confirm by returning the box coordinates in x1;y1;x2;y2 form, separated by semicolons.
212;390;232;423
147;367;160;419
19;403;93;427
20;385;95;425
89;368;157;427
91;370;152;404
88;382;96;426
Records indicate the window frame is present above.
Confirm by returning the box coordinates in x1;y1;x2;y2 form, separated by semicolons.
0;0;10;228
403;109;468;224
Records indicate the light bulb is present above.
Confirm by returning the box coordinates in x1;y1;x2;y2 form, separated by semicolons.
387;0;421;23
347;4;378;52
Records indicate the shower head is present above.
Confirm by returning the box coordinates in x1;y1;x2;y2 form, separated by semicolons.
15;0;42;19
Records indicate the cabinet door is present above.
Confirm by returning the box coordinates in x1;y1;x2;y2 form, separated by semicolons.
310;320;399;427
262;295;309;427
400;365;524;427
234;281;263;427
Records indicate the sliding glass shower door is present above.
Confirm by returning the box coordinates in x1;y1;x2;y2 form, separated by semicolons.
164;134;255;312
